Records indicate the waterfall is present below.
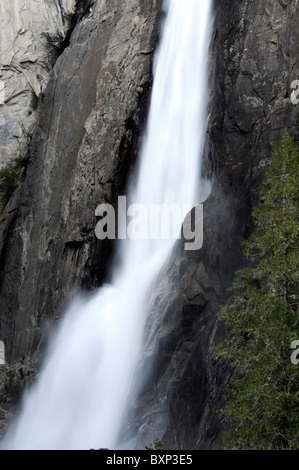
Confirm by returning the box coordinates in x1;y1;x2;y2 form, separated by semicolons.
1;0;213;450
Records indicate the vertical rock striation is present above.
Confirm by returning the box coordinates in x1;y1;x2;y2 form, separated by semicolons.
0;0;76;166
0;0;298;449
0;0;162;365
121;0;299;450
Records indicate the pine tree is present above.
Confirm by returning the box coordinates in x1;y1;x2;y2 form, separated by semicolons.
215;131;299;450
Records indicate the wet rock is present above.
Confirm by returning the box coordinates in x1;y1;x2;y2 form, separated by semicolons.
0;0;162;365
0;0;298;450
121;0;299;450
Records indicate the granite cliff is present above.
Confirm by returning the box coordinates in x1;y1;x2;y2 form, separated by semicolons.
123;0;299;449
0;0;298;449
0;0;76;166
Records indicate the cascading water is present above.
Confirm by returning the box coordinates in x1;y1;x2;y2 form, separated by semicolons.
1;0;213;450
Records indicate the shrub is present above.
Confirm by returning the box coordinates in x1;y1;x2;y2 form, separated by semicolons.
215;132;299;449
293;34;299;58
292;106;299;131
63;11;73;22
4;369;22;403
0;154;29;204
41;31;64;53
41;31;64;65
31;90;39;110
31;91;45;110
145;438;164;450
38;91;45;103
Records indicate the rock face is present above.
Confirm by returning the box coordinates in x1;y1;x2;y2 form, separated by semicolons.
0;0;162;364
0;0;298;450
0;0;75;167
120;0;299;450
0;341;4;365
0;0;162;439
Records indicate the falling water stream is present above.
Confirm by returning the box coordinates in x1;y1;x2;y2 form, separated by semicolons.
2;0;213;450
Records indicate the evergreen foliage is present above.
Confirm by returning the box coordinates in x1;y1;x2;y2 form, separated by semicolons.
41;31;64;65
292;107;299;131
0;154;29;204
41;31;64;53
145;438;165;450
4;369;22;403
215;132;299;449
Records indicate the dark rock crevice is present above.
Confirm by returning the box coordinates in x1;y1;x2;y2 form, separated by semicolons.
0;0;298;449
119;0;299;450
0;0;163;367
59;0;95;53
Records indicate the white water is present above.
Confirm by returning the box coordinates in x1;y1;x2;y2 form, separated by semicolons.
2;0;213;450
